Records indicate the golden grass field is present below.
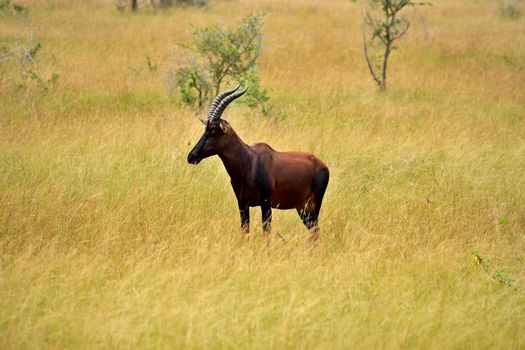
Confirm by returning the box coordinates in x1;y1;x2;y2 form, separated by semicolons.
1;0;524;348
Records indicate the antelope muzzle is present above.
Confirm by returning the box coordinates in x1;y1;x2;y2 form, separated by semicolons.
187;152;202;165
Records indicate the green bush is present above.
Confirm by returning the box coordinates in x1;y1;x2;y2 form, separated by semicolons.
167;13;270;113
0;0;28;19
0;2;59;91
498;0;523;19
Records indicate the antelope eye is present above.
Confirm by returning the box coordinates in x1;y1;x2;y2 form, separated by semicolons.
212;126;224;135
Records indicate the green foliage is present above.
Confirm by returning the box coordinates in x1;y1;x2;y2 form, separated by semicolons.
236;66;270;114
193;14;263;92
172;56;211;108
114;0;126;12
498;0;523;19
18;70;59;91
0;2;59;92
168;13;270;113
146;55;158;73
472;251;518;291
0;0;28;19
0;32;39;70
4;40;60;91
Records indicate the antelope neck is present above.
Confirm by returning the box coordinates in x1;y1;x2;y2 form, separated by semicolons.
217;131;254;182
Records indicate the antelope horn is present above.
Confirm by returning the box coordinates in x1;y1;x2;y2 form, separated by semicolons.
207;86;240;121
211;87;248;121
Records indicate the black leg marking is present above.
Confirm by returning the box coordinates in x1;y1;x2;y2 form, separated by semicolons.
298;210;319;231
304;166;329;241
239;201;250;234
297;207;320;242
261;200;272;233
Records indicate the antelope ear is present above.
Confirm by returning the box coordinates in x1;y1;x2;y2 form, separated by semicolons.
199;118;207;125
219;120;230;133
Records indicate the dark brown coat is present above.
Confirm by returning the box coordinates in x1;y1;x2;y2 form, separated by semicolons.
188;119;329;236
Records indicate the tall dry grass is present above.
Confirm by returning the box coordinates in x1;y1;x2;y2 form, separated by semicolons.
1;0;524;348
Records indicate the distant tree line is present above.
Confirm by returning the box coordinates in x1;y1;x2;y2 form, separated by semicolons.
115;0;525;106
118;0;208;11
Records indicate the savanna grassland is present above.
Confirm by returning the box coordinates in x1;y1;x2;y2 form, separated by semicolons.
1;0;525;348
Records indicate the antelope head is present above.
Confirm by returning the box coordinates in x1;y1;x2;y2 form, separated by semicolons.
187;86;247;165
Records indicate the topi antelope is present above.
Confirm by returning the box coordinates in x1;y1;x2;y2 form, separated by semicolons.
187;86;329;239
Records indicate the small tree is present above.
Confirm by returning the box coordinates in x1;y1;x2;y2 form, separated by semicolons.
497;0;523;19
0;2;59;91
167;13;269;112
362;0;430;92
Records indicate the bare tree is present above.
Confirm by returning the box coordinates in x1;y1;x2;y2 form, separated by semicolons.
362;0;430;92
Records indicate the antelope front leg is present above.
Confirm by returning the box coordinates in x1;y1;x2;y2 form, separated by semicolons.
238;201;250;234
261;200;272;234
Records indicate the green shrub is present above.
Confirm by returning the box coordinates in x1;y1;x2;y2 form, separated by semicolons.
167;13;270;113
0;0;29;19
0;3;59;91
498;0;523;19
